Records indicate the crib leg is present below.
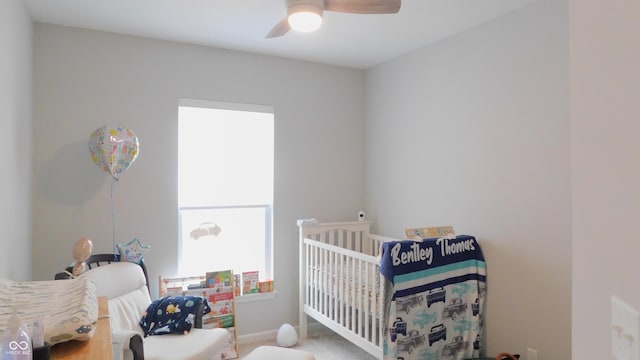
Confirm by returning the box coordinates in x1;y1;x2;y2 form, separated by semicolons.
299;313;307;340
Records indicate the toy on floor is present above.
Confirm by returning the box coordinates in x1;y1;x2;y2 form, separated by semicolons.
276;323;298;347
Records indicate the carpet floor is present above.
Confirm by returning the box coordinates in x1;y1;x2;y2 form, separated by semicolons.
238;325;378;359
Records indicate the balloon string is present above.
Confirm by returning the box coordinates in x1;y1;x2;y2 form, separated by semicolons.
110;177;116;254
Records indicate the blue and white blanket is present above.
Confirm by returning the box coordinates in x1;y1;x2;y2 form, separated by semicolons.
380;235;487;360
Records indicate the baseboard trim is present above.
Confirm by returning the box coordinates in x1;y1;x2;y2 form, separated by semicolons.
237;322;327;345
237;328;278;345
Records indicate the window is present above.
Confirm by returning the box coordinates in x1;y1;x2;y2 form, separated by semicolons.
178;99;274;282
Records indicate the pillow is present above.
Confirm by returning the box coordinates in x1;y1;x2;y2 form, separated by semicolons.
139;296;211;337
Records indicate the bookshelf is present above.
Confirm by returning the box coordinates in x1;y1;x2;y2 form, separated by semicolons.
159;271;239;359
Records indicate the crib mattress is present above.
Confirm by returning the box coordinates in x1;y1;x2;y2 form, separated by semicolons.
0;277;98;345
310;263;383;317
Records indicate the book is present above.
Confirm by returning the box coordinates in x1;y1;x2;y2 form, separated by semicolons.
160;275;205;295
242;271;260;294
209;299;233;316
233;274;241;296
404;226;456;240
259;280;274;293
208;291;234;308
206;270;234;289
160;273;238;359
202;314;235;329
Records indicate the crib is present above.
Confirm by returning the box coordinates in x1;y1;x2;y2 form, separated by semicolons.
297;220;398;359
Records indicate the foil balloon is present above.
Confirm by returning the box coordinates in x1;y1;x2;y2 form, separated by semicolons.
116;238;150;264
88;125;140;180
72;237;93;276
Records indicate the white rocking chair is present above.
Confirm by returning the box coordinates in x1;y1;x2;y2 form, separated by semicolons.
79;260;229;360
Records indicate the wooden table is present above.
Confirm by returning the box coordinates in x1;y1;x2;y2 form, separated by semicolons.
50;296;113;359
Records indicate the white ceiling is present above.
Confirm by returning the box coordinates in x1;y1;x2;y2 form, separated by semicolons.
24;0;537;69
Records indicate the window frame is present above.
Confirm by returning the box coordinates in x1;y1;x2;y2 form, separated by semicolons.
177;98;274;281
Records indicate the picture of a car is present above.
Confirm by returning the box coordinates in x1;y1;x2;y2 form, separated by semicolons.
390;317;407;342
472;297;480;316
397;330;425;354
397;293;424;313
442;297;468;320
427;287;446;307
428;323;446;346
441;335;469;357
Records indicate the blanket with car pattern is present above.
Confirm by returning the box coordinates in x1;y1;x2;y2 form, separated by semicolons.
380;235;487;360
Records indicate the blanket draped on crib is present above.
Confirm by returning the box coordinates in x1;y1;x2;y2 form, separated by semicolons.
380;235;487;360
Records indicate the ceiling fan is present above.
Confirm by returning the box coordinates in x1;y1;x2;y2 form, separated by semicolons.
266;0;402;38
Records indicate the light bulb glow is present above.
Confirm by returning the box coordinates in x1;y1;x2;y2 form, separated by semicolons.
288;11;323;32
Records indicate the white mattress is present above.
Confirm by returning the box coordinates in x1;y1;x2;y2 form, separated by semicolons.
310;263;383;317
0;277;98;345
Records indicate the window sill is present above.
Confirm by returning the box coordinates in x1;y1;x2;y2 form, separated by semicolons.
235;291;277;303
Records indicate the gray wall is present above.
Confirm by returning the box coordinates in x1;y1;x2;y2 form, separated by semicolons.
571;0;640;358
1;0;33;281
365;1;570;358
32;24;366;335
30;1;639;358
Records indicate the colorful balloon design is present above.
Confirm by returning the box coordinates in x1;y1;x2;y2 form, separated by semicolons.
88;125;139;180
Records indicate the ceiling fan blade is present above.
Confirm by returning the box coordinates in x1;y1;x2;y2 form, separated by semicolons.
324;0;401;14
266;17;291;38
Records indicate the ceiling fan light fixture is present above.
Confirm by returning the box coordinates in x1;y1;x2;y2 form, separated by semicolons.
287;4;323;33
267;0;401;39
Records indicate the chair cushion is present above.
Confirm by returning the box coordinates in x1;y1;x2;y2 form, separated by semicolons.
80;262;147;299
143;328;230;360
80;262;151;335
80;261;229;360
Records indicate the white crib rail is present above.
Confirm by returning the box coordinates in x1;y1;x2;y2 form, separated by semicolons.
370;234;400;257
298;221;389;359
